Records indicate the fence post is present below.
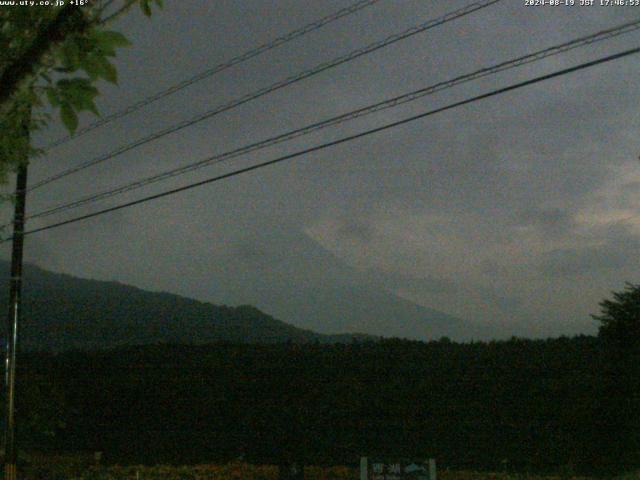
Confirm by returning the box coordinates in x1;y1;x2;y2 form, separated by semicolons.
360;457;368;480
429;459;436;480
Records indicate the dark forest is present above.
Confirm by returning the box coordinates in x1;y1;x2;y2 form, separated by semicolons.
10;335;640;476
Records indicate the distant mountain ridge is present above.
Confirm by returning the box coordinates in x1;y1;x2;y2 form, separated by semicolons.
0;261;376;351
160;229;484;341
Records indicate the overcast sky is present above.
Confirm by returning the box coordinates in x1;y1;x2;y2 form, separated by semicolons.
2;0;640;340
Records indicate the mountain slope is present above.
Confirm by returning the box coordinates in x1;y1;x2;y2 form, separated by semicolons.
258;283;487;341
185;230;485;341
0;261;372;350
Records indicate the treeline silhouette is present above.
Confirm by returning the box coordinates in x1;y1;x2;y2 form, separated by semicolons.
10;336;640;476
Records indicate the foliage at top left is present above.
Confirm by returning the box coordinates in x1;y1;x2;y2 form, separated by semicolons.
0;1;161;185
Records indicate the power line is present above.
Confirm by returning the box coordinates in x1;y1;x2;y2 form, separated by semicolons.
23;18;640;222
44;0;384;150
7;46;638;242
28;0;502;192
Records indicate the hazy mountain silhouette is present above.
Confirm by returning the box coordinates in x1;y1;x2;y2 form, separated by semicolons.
188;230;487;341
0;261;375;351
0;247;483;350
257;283;486;341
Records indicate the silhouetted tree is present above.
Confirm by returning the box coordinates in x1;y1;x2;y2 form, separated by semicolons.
592;282;640;348
591;283;640;473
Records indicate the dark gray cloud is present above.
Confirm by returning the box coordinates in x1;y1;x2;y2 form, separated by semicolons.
515;207;576;238
539;222;640;277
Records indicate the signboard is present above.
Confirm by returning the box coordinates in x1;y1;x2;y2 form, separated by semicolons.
360;457;436;480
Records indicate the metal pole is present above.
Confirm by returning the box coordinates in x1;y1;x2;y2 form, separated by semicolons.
429;458;436;480
4;113;30;480
360;457;368;480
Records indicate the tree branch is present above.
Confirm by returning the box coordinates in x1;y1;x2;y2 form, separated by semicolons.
98;0;138;25
0;6;90;108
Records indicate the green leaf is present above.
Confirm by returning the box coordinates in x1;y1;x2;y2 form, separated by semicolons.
56;78;100;114
95;30;131;48
80;54;104;80
86;100;100;116
70;93;99;115
140;0;152;16
60;39;81;70
79;52;118;84
45;87;59;107
60;104;78;133
101;59;118;84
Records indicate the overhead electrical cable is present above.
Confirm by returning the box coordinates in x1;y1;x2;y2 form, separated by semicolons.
6;46;638;242
28;0;502;192
23;18;640;222
45;0;384;150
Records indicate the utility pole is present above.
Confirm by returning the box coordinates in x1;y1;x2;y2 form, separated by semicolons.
4;109;30;480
